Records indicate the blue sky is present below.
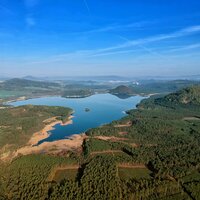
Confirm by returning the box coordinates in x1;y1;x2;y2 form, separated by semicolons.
1;0;200;77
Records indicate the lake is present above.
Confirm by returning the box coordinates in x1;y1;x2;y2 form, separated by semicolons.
11;94;145;144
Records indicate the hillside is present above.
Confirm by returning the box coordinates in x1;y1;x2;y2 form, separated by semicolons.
109;85;134;96
161;85;200;105
132;80;200;95
0;78;60;90
109;80;200;97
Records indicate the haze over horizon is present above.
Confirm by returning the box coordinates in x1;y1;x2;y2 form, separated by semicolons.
1;0;200;77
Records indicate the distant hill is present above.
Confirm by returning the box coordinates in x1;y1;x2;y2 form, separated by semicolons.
109;85;134;96
132;80;200;95
0;78;60;90
160;85;200;105
137;85;200;110
62;89;94;98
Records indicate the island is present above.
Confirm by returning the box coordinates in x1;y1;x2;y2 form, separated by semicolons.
85;108;90;112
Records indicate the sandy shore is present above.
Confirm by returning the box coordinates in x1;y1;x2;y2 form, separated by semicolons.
13;115;88;157
16;133;86;156
0;115;85;161
28;115;74;146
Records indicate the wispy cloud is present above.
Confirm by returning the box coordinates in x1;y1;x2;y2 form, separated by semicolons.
73;21;152;35
93;25;200;53
117;35;165;59
24;0;39;27
83;0;90;13
27;25;200;64
90;49;139;57
165;43;200;53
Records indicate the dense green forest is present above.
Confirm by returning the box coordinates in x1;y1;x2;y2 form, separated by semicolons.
0;85;200;199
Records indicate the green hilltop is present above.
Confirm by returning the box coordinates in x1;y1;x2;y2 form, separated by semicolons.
109;85;134;95
162;85;200;105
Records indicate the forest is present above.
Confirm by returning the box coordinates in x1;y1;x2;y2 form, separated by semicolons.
0;85;199;199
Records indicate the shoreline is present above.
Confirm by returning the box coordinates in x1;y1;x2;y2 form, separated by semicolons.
15;133;87;157
3;93;96;105
14;114;88;158
11;115;87;160
0;115;76;162
28;115;74;146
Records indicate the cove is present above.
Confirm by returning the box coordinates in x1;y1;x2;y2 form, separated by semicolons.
11;94;145;144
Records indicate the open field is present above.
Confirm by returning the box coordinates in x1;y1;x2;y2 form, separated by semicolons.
118;166;152;180
50;165;79;182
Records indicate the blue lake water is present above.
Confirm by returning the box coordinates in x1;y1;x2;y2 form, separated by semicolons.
11;94;145;143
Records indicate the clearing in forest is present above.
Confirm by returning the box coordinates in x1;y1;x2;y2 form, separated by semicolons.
48;165;79;182
118;163;152;180
114;121;132;128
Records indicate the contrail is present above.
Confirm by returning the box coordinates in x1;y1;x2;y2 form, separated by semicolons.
117;35;167;59
83;0;90;13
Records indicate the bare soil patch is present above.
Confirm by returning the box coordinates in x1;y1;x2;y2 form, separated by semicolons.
183;117;200;121
94;136;128;142
118;131;128;136
118;163;146;169
90;150;122;155
114;121;132;128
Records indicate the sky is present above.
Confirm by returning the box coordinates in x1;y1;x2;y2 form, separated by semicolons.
0;0;200;77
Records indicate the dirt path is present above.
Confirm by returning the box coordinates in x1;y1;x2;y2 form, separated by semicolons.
118;163;146;169
54;165;79;170
183;117;200;121
118;131;128;136
94;136;128;142
114;121;132;128
90;150;122;155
